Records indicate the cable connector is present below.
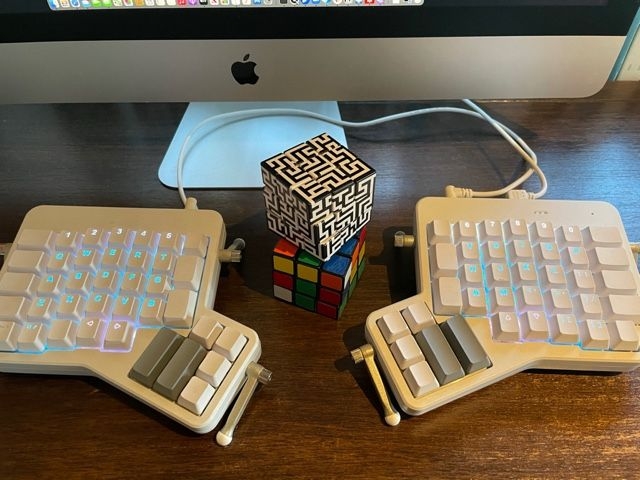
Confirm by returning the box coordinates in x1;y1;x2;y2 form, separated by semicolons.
506;189;536;200
444;185;473;198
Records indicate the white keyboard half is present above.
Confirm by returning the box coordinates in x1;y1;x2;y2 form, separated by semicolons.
0;205;265;440
361;198;640;420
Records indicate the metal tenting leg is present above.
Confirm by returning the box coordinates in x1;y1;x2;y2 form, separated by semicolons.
351;344;401;426
216;362;272;446
219;238;246;263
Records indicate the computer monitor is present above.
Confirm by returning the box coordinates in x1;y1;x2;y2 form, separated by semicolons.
1;0;638;187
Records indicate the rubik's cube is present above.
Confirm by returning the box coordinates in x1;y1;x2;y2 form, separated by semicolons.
272;229;367;319
261;133;376;261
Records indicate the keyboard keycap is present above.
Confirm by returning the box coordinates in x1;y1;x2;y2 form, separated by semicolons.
17;322;48;353
549;314;579;344
153;338;207;401
439;315;491;374
0;321;21;351
196;350;232;387
378;311;410;343
390;335;424;370
607;320;640;352
16;229;56;253
178;376;215;415
213;327;247;362
129;328;184;388
403;361;439;397
414;323;464;385
432;277;463;315
401;302;435;334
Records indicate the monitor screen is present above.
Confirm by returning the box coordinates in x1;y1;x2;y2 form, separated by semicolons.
1;0;639;103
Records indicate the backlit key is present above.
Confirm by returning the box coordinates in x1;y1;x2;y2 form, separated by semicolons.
512;262;538;286
462;287;487;315
488;287;515;313
17;322;48;352
507;239;533;262
515;286;543;312
486;263;510;288
139;297;166;326
534;242;560;265
543;288;573;314
82;228;109;251
457;240;479;264
562;245;589;270
481;240;506;264
461;264;483;286
76;318;107;348
103;320;135;351
27;297;57;322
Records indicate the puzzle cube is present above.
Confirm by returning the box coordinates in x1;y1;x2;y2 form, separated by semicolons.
272;229;367;319
261;133;376;261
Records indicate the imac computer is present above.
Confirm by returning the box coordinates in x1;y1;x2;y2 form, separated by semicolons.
1;0;639;187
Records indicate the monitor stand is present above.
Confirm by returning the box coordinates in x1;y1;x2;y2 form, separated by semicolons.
158;101;347;189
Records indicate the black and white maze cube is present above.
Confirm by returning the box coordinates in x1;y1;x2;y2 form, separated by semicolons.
261;133;376;261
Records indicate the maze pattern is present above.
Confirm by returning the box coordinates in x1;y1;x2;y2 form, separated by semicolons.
261;133;376;260
272;229;367;320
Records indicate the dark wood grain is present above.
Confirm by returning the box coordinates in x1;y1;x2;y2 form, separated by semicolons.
1;82;640;480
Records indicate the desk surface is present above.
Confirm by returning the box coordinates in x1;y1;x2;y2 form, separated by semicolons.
1;82;640;480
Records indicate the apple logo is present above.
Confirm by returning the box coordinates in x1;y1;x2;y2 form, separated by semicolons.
231;54;259;85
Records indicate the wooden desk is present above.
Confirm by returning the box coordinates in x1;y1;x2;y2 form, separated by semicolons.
1;82;640;479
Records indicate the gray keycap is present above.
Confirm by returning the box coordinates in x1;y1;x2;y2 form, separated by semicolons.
153;337;207;401
440;314;492;374
414;323;464;385
129;329;184;388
